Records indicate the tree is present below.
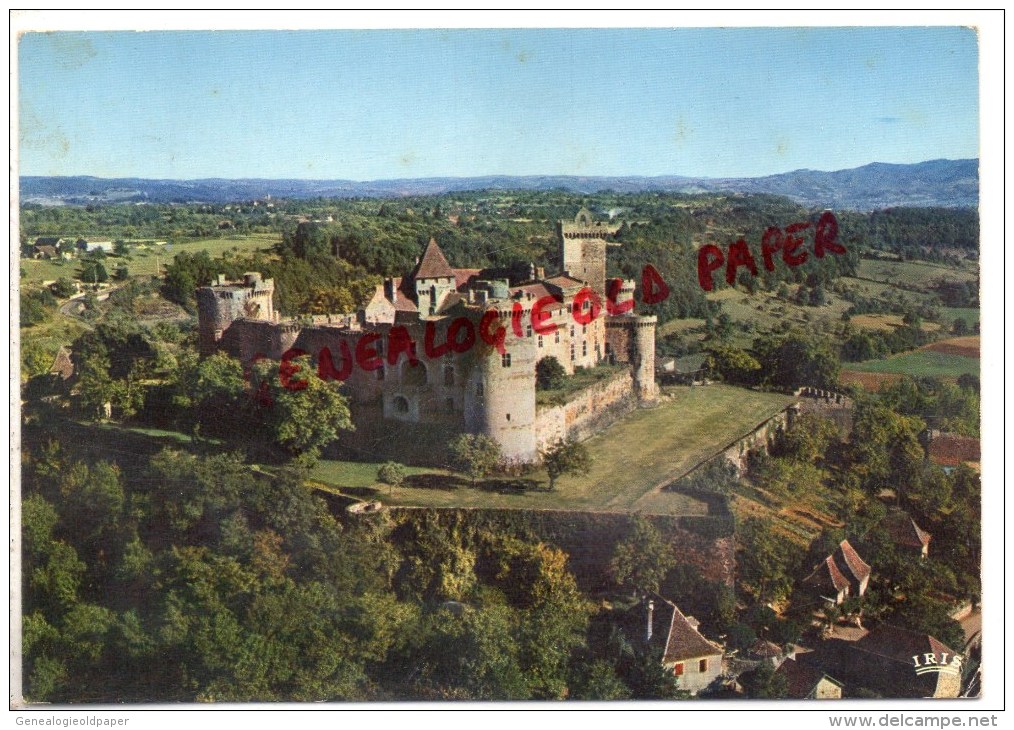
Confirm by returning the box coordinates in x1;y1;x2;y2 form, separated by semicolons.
51;278;77;298
113;240;129;256
377;462;407;496
535;356;566;391
609;517;676;594
448;434;502;486
707;345;761;385
79;261;109;284
737;517;800;603
740;661;789;699
253;356;353;460
541;439;591;490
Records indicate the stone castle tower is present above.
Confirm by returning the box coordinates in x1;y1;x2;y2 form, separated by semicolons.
557;206;620;297
197;272;276;355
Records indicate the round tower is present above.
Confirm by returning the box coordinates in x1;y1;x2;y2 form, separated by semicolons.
631;315;658;403
197;285;242;355
463;315;538;463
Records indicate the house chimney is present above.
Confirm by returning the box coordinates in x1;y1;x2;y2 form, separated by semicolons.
646;600;655;643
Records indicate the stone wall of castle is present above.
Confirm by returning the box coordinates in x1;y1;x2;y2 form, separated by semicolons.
720;408;793;475
533;370;637;451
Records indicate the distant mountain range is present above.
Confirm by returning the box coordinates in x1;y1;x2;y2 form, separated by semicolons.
20;158;978;211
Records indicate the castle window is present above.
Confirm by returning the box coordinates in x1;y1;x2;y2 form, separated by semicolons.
570;345;575;361
538;335;543;348
526;325;532;337
476;382;484;396
570;325;575;338
501;353;512;368
582;342;587;357
393;396;409;414
444;366;454;386
506;413;511;422
377;367;385;381
582;324;587;334
555;331;560;344
605;342;611;353
699;659;708;673
446;397;454;413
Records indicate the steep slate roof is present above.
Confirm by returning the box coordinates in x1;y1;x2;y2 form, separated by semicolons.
35;236;62;246
881;511;932;550
411;238;455;280
661;602;724;664
776;657;842;699
802;555;851;595
833;540;872;585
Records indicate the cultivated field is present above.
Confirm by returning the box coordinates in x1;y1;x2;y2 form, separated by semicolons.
848;313;941;333
845;336;979;381
311;384;794;516
857;258;978;289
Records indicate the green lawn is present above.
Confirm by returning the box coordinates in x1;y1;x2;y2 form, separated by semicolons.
312;384;794;516
849;350;979;379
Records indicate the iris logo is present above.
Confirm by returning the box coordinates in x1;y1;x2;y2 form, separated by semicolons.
912;652;962;677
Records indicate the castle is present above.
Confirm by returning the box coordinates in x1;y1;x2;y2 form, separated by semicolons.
197;209;657;463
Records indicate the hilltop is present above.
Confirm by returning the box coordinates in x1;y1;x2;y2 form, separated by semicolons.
20;158;977;211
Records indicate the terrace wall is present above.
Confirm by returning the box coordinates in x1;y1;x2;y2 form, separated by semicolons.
533;371;637;451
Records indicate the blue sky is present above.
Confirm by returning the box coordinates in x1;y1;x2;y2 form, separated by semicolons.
18;27;979;180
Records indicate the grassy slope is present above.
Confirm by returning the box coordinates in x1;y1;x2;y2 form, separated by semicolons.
313;384;794;516
857;258;978;284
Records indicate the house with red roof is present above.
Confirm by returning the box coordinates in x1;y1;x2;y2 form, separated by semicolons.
801;540;871;606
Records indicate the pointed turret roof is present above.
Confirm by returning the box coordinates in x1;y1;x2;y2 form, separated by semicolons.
412;237;455;280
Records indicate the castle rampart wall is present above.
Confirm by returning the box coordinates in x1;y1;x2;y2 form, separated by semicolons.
533;370;636;451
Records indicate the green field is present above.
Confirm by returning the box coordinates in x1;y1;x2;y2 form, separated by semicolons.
857;258;978;289
938;307;980;328
19;257;80;286
161;232;281;258
312;384;794;515
19;233;280;286
849;350;979;379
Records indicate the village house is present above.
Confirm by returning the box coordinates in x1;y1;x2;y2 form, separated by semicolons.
799;624;962;698
879;509;932;559
801;540;871;606
774;657;843;699
643;598;724;695
921;429;980;472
